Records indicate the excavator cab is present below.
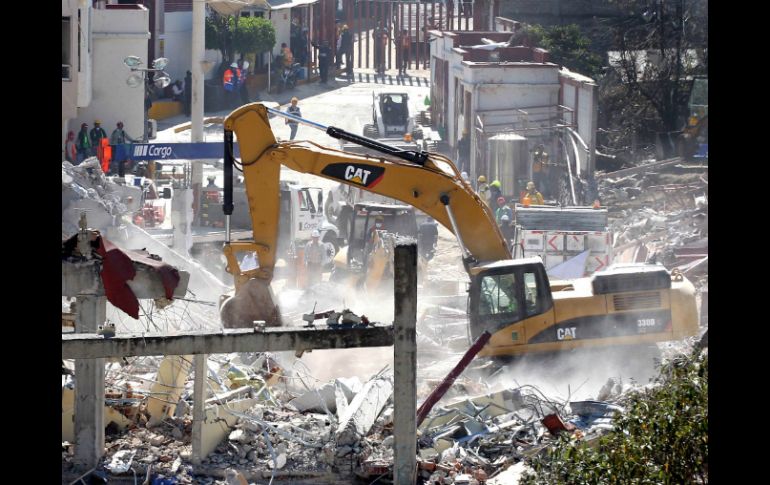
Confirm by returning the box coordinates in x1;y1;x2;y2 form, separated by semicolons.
468;258;553;342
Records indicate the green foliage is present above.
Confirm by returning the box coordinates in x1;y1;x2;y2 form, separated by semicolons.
205;14;276;62
540;25;604;80
233;17;276;55
510;23;603;79
522;351;708;484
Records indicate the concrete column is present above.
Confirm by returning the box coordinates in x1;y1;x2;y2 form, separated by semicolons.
191;0;205;225
192;353;208;465
73;295;107;468
393;244;417;485
171;188;193;257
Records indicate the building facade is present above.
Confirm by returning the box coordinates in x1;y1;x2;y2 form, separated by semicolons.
429;28;597;197
62;0;150;150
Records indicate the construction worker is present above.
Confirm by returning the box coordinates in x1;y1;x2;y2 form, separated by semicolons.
64;131;77;164
489;180;502;202
76;123;92;163
477;175;490;205
532;145;548;195
495;197;512;225
520;181;544;206
304;230;324;286
110;121;138;176
223;62;240;108
89;120;107;148
500;213;514;245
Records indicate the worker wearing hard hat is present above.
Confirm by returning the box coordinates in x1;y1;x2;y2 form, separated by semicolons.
89;119;107;148
520;181;544;206
304;230;325;287
223;62;241;108
477;175;491;206
495;196;513;226
489;179;502;202
532;145;549;195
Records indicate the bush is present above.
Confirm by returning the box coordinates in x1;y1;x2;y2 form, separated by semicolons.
523;351;708;484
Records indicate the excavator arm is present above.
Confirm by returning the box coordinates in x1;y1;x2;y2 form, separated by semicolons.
220;103;509;327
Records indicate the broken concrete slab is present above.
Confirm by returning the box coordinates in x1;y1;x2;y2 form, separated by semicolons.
289;376;362;414
335;373;394;446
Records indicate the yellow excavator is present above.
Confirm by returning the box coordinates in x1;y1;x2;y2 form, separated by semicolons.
219;103;698;357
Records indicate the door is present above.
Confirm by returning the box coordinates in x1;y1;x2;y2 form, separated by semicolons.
294;188;321;240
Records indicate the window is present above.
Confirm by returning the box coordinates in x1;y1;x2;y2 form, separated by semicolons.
298;190;310;211
523;271;539;316
62;17;71;80
479;273;519;316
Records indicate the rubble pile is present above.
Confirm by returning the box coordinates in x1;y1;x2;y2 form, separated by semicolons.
62;159;140;238
62;340;656;485
599;163;708;280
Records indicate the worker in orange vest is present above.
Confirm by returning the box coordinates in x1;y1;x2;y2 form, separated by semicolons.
97;137;112;174
223;62;240;108
520;181;544;206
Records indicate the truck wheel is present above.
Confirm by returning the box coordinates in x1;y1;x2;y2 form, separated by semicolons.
363;124;379;138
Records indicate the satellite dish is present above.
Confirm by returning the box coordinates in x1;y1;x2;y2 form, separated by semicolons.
126;72;144;88
154;75;171;89
123;55;143;68
152;57;169;70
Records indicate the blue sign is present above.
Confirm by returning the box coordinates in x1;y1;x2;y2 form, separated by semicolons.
113;142;241;161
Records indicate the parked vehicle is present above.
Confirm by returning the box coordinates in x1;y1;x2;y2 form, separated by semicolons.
277;63;301;93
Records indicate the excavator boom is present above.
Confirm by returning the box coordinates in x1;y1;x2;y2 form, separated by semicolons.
219;103;510;328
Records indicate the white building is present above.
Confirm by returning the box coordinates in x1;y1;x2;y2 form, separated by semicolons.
62;0;149;148
429;29;598;197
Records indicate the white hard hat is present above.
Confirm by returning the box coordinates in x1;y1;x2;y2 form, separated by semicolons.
311;230;320;238
230;62;238;68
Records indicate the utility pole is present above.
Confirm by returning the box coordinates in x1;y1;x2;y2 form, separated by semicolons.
191;0;206;226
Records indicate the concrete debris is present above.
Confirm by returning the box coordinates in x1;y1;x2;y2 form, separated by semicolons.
335;371;394;446
288;376;362;414
62;160;140;238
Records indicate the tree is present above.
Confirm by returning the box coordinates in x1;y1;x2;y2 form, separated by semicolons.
540;24;604;80
206;13;276;68
508;24;603;80
605;0;708;135
233;17;276;59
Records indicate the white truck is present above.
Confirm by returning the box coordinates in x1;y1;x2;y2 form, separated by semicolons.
511;204;613;276
229;180;341;253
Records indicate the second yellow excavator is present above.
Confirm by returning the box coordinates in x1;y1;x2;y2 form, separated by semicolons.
219;103;698;357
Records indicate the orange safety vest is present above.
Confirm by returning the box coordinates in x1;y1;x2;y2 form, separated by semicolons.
223;69;235;91
97;138;112;173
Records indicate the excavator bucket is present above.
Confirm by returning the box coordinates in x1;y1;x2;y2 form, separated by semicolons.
220;278;283;328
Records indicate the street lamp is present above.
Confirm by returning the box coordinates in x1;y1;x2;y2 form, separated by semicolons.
124;56;171;142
